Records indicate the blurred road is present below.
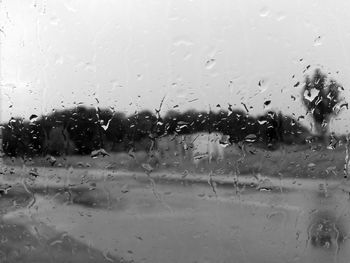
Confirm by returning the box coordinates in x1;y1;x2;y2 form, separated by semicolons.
1;168;350;263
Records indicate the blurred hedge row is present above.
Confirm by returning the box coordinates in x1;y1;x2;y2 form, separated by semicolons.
1;106;309;157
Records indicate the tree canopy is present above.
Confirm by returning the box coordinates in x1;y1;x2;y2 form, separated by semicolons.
302;69;345;136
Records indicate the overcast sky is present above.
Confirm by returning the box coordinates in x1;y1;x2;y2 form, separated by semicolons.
1;0;350;133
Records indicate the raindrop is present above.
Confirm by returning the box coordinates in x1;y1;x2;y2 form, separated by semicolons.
184;53;192;60
314;36;322;46
219;135;231;147
258;79;269;93
308;163;316;168
340;103;348;110
241;102;249;113
181;170;189;178
50;16;60;26
111;80;123;90
101;119;112;131
0;184;12;196
245;134;257;143
194;153;209;160
29;168;40;178
188;98;198;103
255;174;274;191
293;82;300;87
46;155;57;166
89;182;97;190
84;62;96;72
228;104;233;116
121;184;129;194
259;6;270;17
276;12;286;21
91;148;109;158
172;37;194;46
135;235;144;241
142;163;153;173
303;89;318;102
50;239;63;246
29;114;39;122
258;120;267;125
264;100;271;107
102;250;115;262
205;58;216;69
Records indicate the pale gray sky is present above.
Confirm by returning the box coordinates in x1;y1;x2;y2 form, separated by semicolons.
1;0;350;133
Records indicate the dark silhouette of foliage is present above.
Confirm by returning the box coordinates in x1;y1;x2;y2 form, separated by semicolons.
104;112;127;151
125;110;158;151
302;69;345;136
66;107;105;154
2;118;44;157
1;105;310;157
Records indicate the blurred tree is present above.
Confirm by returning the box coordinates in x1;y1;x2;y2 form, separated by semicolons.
104;112;127;151
3;118;31;156
126;110;157;151
302;69;345;137
1;105;311;157
46;126;75;156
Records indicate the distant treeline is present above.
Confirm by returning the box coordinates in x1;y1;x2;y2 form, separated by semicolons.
1;106;310;157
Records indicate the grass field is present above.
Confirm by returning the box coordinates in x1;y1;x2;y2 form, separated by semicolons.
3;142;347;180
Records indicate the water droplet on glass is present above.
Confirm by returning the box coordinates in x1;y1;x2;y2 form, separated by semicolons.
308;163;316;168
276;12;286;21
121;184;129;194
29;114;39;122
89;182;97;190
264;100;271;107
172;37;194;46
46;156;57;166
142;163;153;173
258;79;269;93
101;119;112;131
259;6;270;17
29;168;40;178
245;134;257;143
303;89;318;102
314;36;322;46
50;16;60;26
0;184;12;196
205;59;216;70
91;148;109;158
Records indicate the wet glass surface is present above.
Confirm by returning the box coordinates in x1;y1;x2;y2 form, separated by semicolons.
1;1;350;262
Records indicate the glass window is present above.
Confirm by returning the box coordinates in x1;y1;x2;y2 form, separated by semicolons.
1;1;350;262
